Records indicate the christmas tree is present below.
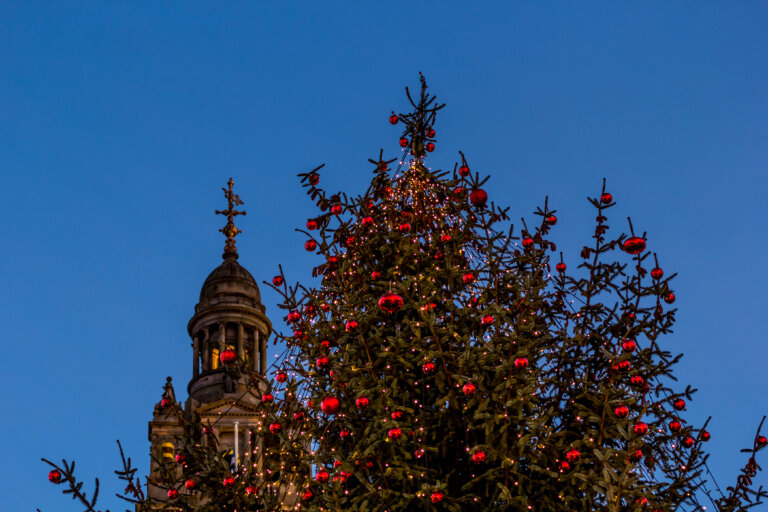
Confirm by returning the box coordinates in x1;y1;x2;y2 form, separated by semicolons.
43;75;766;512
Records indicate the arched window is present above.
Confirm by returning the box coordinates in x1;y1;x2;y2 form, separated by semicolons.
212;348;220;370
160;442;175;461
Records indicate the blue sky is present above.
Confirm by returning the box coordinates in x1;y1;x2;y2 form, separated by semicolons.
1;3;766;510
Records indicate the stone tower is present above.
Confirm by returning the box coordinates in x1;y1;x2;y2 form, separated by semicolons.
145;178;274;504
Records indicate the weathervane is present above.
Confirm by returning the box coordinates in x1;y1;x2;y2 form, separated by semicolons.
215;177;246;260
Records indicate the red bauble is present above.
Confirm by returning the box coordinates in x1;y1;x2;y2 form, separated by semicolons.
440;233;451;242
422;361;436;374
220;348;237;365
316;356;329;368
371;271;381;280
426;127;436;138
462;272;475;284
304;240;317;251
223;475;235;488
556;262;566;273
160;397;170;407
301;490;313;501
621;339;637;352
635;497;649;506
378;292;404;313
664;292;676;304
629;449;644;463
399;137;409;147
306;219;318;230
430;491;444;503
414;448;425;458
633;422;649;436
673;398;686;410
362;216;374;226
462;382;476;396
164;487;178;499
272;275;284;286
262;393;274;403
559;460;571;471
459;165;470;177
630;375;645;386
600;192;613;204
48;469;62;484
294;412;305;421
321;396;341;415
614;405;629;418
472;450;486;463
566;449;581;463
701;430;711;442
287;310;301;323
269;423;281;434
316;469;329;483
184;479;196;490
481;315;494;326
389;114;399;124
308;173;319;186
622;236;646;255
545;215;557;225
356;396;370;409
612;360;631;372
345;320;358;332
514;357;529;369
651;267;663;279
388;428;402;440
276;371;287;383
469;189;488;207
331;204;343;215
245;485;258;495
320;339;331;349
398;223;411;233
682;436;694;448
175;453;187;464
391;410;404;420
669;420;682;433
757;435;768;447
522;237;533;249
426;142;435;152
293;329;307;340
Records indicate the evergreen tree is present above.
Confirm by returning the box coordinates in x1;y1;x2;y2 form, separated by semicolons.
42;76;767;512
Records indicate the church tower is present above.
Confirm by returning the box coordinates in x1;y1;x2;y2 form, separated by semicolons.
145;178;276;504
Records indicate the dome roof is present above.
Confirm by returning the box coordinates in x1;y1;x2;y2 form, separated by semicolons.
199;257;262;302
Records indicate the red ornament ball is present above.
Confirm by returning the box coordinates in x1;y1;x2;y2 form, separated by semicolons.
389;114;399;124
430;491;444;503
622;236;646;255
306;219;318;230
165;488;179;499
462;272;475;284
262;393;274;403
701;430;711;442
682;436;695;448
345;320;358;332
566;449;581;463
399;137;409;148
316;469;329;483
301;490;313;501
304;240;317;252
321;396;341;415
308;173;319;186
669;420;682;433
673;398;686;410
462;382;476;396
175;453;186;464
371;271;381;280
600;192;613;204
556;262;566;273
356;396;370;409
293;412;305;422
339;429;351;438
664;292;676;304
633;422;649;436
422;361;436;374
414;448;426;459
48;469;62;484
545;215;557;225
459;165;470;177
269;423;281;434
272;275;284;286
522;237;534;249
245;485;258;495
757;436;767;447
316;356;329;368
160;397;170;408
514;357;529;369
331;204;343;215
630;375;645;387
614;405;629;418
362;216;374;226
472;450;486;463
559;460;571;472
469;189;488;207
426;142;435;152
481;315;494;326
184;479;196;490
651;267;663;279
287;310;301;323
398;223;411;233
388;428;402;440
440;233;451;242
276;371;287;383
391;410;404;420
223;475;235;488
219;348;236;365
426;127;436;138
629;450;644;463
621;339;637;352
378;292;404;314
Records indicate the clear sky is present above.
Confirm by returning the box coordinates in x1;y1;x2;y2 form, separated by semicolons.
1;3;766;510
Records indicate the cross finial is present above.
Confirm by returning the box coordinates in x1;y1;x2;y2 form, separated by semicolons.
215;177;246;260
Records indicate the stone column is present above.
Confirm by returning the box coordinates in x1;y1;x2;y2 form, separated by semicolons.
259;330;267;374
237;323;245;360
192;334;200;378
253;330;260;372
202;327;210;371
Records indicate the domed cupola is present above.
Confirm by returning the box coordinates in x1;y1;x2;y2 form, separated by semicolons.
186;178;271;407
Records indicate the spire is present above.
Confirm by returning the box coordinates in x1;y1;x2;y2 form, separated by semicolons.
215;178;246;260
